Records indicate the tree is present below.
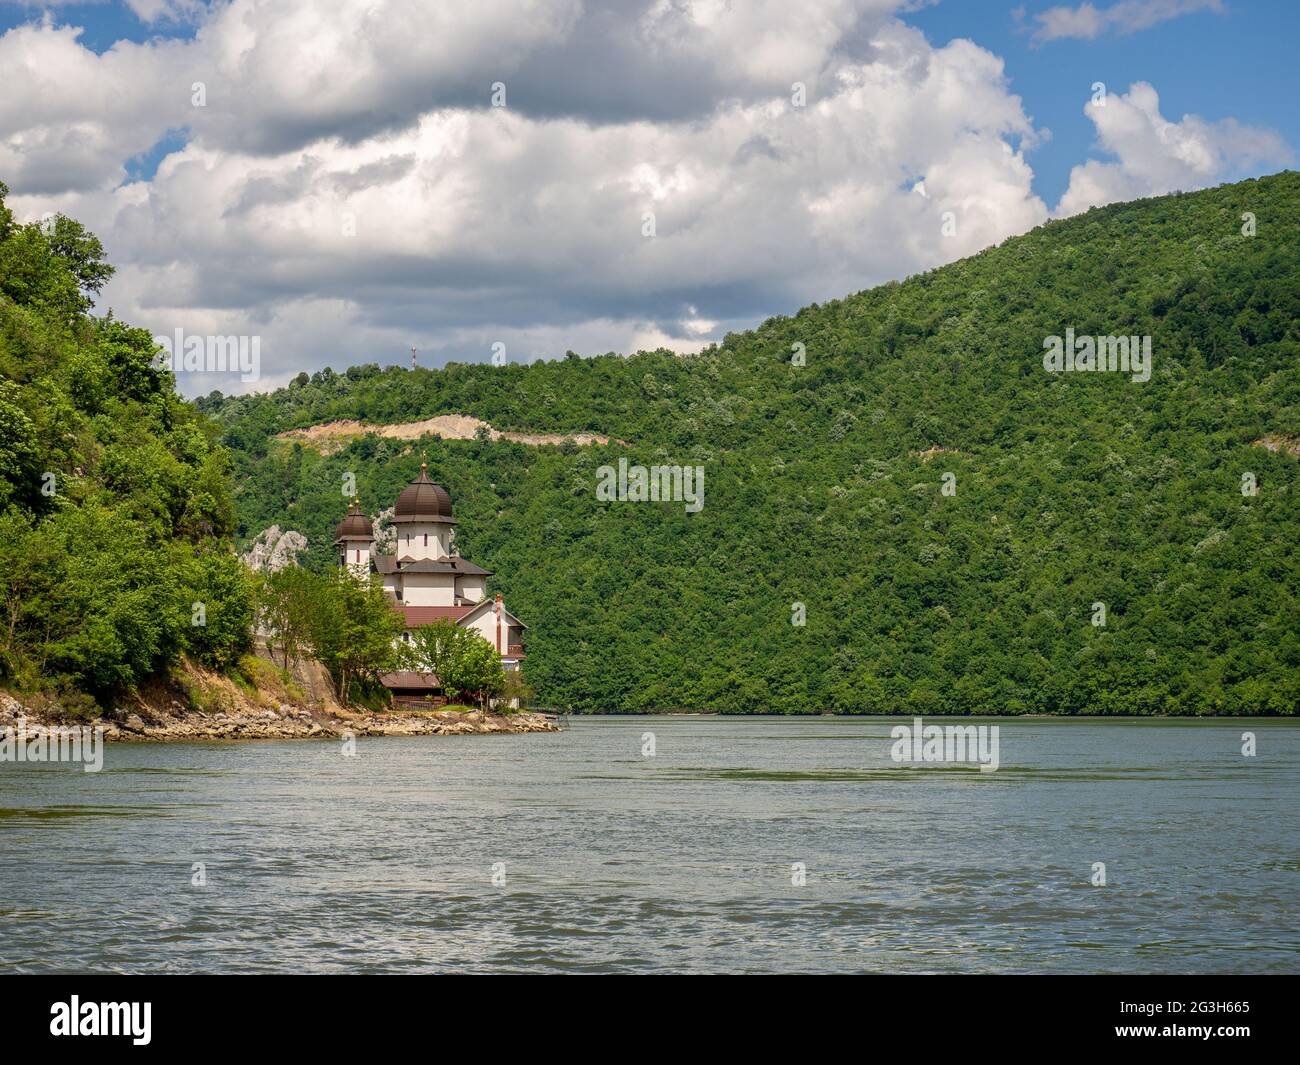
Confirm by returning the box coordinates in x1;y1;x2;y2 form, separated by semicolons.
305;572;405;705
33;504;186;699
182;550;254;670
45;214;114;300
406;620;505;709
256;567;324;669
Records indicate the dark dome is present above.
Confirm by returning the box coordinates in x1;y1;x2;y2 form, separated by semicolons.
333;501;373;542
393;464;454;522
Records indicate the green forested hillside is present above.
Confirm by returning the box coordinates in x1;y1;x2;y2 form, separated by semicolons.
208;172;1296;714
0;181;252;707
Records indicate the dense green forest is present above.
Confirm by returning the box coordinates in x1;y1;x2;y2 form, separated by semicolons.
204;172;1300;716
2;173;1295;715
0;180;253;708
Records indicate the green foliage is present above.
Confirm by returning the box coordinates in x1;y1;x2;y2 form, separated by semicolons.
405;620;505;708
304;571;406;704
0;181;243;705
43;214;114;301
212;173;1300;715
1;502;186;697
254;568;405;705
257;566;323;670
500;669;534;711
182;550;255;670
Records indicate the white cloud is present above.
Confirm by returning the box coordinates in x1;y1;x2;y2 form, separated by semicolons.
0;2;1282;397
1029;0;1223;43
0;19;194;192
1056;82;1290;216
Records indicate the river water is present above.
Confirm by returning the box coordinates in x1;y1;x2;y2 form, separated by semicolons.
1;716;1295;973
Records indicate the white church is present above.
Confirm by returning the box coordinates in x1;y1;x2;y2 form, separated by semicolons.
334;462;527;705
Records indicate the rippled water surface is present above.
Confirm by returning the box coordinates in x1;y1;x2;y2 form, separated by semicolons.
1;716;1296;973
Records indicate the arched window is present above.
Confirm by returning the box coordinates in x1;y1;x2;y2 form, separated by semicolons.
423;533;428;547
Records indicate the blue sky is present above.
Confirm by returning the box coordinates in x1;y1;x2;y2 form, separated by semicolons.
5;0;1293;205
908;0;1299;205
1;0;1293;393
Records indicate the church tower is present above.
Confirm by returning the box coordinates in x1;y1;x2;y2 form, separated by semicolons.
391;461;457;560
334;499;374;575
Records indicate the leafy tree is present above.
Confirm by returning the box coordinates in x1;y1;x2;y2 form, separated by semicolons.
257;567;324;670
305;572;405;705
406;620;505;708
44;214;114;301
182;550;255;670
0;180;246;706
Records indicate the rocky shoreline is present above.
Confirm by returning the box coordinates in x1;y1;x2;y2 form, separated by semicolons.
0;693;560;741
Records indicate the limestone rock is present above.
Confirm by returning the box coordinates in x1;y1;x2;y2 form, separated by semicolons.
242;526;308;573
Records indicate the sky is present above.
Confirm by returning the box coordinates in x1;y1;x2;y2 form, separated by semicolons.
1;0;1295;396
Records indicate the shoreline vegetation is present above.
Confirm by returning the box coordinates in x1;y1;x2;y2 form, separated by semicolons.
0;647;558;741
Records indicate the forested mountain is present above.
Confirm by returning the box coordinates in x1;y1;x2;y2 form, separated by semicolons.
207;172;1300;715
6;174;1294;715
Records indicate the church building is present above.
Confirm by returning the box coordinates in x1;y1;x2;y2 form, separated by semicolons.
334;463;527;705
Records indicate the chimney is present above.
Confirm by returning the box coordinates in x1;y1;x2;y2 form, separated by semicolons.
495;594;503;652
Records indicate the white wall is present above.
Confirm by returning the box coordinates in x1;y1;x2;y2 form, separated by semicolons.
345;545;371;576
394;522;452;560
456;576;486;603
464;608;501;651
399;573;456;606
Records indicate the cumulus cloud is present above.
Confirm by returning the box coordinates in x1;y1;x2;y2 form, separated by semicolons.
1;1;1277;398
1027;0;1223;43
124;0;209;23
1;1;1065;394
0;19;195;193
1056;82;1290;216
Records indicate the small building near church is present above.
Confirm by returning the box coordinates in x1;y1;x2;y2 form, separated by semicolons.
333;463;527;706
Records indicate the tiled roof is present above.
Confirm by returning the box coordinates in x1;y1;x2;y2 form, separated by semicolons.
396;604;474;626
334;501;373;542
378;671;441;689
374;554;492;576
393;466;455;522
457;598;529;629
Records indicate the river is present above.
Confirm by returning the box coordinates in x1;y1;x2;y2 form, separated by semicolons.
1;716;1295;973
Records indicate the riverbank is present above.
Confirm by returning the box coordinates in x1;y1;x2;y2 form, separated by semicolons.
0;651;559;741
0;693;559;741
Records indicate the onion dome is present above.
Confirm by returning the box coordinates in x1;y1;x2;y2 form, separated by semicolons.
393;462;456;523
333;500;373;543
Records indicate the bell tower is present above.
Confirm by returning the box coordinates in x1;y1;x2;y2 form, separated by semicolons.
333;499;374;574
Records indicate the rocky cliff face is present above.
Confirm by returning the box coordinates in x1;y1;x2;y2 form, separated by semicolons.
372;506;396;554
241;525;308;572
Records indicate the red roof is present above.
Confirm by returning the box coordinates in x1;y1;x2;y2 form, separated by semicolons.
378;671;440;690
395;604;474;627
